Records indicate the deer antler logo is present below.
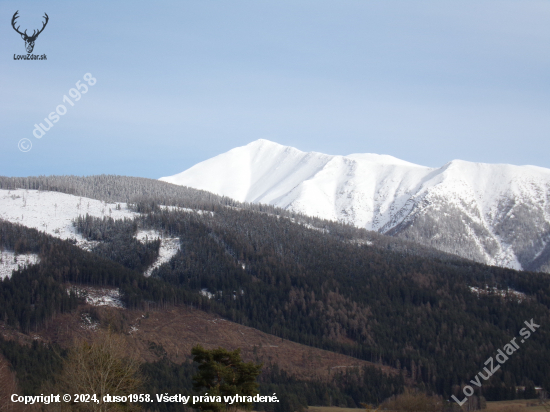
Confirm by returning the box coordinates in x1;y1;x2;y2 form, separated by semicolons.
11;11;49;54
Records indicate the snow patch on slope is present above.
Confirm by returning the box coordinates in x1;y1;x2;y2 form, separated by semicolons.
0;190;182;277
135;230;160;243
0;189;138;246
135;230;180;277
75;286;124;308
0;251;40;280
469;286;526;302
159;205;214;216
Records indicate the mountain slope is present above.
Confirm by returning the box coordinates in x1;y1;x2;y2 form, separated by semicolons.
160;139;550;272
2;186;550;398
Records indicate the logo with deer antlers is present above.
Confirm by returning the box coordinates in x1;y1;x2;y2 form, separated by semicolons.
11;11;49;54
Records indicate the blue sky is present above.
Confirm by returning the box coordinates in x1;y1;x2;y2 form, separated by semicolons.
1;1;549;178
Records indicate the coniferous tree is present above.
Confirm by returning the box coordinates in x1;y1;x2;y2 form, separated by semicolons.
192;345;263;412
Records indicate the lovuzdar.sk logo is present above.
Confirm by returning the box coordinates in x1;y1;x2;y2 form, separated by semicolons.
11;10;48;60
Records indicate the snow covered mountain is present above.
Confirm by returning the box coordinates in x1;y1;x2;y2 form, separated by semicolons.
160;139;550;272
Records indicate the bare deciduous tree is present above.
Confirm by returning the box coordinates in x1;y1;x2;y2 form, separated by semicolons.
45;330;142;412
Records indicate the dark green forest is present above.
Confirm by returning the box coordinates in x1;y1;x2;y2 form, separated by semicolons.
140;357;405;412
0;176;549;404
140;206;550;399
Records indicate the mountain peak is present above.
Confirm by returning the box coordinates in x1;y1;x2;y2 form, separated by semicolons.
248;138;283;146
346;152;425;168
160;140;550;272
241;139;304;155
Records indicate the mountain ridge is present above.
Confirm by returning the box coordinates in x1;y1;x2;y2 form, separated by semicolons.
160;139;550;272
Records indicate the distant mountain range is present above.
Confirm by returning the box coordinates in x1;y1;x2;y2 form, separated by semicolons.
160;139;550;272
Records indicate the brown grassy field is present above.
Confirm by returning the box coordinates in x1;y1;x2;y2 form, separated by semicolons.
485;399;548;412
7;299;399;381
308;407;364;412
305;399;550;412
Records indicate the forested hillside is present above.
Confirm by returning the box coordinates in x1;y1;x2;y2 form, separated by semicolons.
134;204;550;398
0;174;473;263
1;178;549;402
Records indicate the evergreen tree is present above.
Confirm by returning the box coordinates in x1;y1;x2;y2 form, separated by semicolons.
192;345;263;412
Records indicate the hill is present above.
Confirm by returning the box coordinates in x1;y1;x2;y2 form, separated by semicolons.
0;180;549;405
